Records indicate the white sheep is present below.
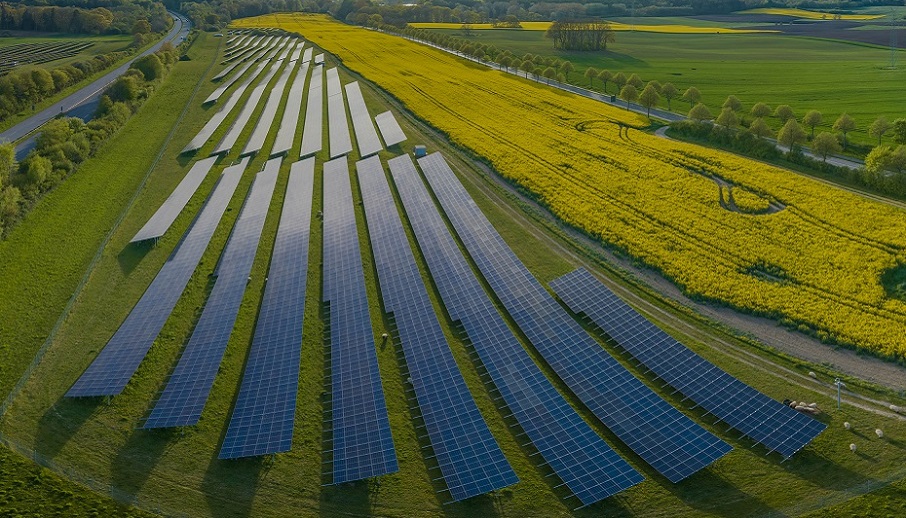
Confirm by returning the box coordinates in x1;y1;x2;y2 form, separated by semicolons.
876;429;884;439
850;443;857;453
808;371;817;378
844;422;851;430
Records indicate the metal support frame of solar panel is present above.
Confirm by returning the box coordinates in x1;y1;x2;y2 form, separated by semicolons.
356;155;517;501
144;158;280;428
550;268;827;459
271;61;310;157
206;37;281;102
131;156;218;243
326;69;352;158
220;158;315;459
344;82;383;158
67;157;250;397
374;111;407;148
387;155;642;506
299;65;323;157
417;152;732;483
240;43;303;156
212;40;294;156
322;156;397;484
186;44;284;153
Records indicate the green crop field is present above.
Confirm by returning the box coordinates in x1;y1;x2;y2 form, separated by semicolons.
428;27;906;146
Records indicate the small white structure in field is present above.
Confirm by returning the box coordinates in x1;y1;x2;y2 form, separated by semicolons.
844;422;851;430
808;371;817;378
876;429;884;439
414;145;427;158
850;443;858;453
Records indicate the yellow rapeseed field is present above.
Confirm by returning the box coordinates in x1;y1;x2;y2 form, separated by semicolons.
408;21;775;34
738;8;884;20
235;13;906;360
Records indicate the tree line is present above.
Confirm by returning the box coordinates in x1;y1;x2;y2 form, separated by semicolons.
0;1;170;35
546;20;614;51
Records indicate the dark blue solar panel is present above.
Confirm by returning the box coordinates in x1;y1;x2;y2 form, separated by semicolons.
417;152;732;483
356;155;517;502
143;158;281;428
322;156;398;484
550;268;826;459
220;157;315;459
387;154;642;506
66;157;250;398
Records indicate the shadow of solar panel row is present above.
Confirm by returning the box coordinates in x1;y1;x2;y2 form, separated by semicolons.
131;156;218;243
66;157;250;398
299;65;323;158
206;36;282;103
417;152;732;483
271;61;310;157
356;155;516;502
213;39;295;156
326;68;352;158
549;268;827;459
386;155;642;506
220;158;315;459
344;82;383;158
143;158;281;429
322;156;398;484
374;111;406;148
241;43;304;156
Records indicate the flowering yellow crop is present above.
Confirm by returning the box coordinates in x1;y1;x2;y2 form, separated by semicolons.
738;8;883;20
235;13;906;360
408;21;775;34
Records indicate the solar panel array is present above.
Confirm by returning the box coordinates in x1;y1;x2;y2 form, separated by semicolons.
549;268;827;459
220;158;315;459
222;38;257;65
271;61;310;157
144;158;281;428
299;65;323;157
344;82;383;158
67;157;250;397
374;111;406;148
386;154;643;506
418;152;732;483
356;155;517;501
213;39;294;155
131;156;218;243
240;43;303;156
322;156;398;484
206;37;280;103
326;68;352;158
314;53;324;64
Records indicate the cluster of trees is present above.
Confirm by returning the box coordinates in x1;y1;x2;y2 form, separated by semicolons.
177;0;329;31
0;44;178;237
0;1;170;35
546;20;614;51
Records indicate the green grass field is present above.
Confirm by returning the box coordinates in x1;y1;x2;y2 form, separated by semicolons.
1;24;906;518
431;28;906;147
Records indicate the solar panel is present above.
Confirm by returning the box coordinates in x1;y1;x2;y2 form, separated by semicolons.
344;82;383;158
302;47;313;63
271;61;310;157
417;152;732;483
549;268;827;459
66;157;250;398
322;156;398;484
143;158;281;428
131;156;218;243
356;155;517;501
326;69;352;158
374;111;406;148
314;53;324;64
386;154;642;506
241;44;302;156
288;41;304;63
220;158;315;459
213;39;294;156
299;65;323;157
206;36;281;103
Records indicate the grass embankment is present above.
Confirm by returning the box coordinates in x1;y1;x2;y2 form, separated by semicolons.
422;27;905;148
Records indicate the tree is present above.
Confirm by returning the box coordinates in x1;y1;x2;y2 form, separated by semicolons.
133;54;164;81
682;86;701;108
559;61;574;82
106;76;139;103
661;82;678;110
778;118;807;154
688;103;712;122
31;69;54;96
613;72;627;91
19;154;52;194
132;18;152;35
619;84;638;108
0;142;14;187
812;132;841;161
802;110;822;138
498;55;512;71
598;69;613;93
584;67;598;87
774;105;794;122
519;60;534;79
894;118;906;144
542;66;556;83
869;116;892;145
722;95;742;113
0;185;20;221
865;145;906;175
749;118;773;140
638;84;660;118
750;102;771;119
546;20;615;50
646;80;662;93
627;73;643;89
716;107;738;130
833;113;856;150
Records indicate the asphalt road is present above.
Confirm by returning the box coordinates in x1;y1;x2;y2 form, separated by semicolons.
1;11;192;159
